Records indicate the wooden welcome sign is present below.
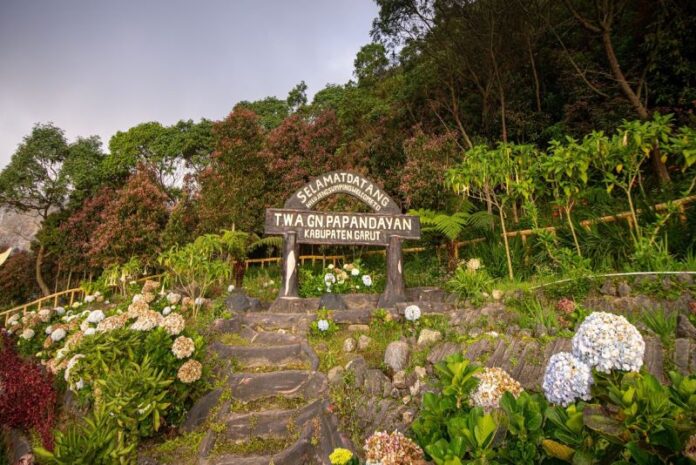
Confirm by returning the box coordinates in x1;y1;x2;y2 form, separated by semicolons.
265;171;421;307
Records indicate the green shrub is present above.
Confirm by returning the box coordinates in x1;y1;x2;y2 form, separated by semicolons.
445;264;493;304
299;260;382;297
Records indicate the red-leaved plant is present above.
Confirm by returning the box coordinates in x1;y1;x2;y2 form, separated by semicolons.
0;331;56;449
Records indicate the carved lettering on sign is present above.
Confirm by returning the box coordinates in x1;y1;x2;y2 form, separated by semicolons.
284;171;401;214
265;209;420;246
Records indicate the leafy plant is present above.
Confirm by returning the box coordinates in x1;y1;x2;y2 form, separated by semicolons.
446;264;494;304
35;407;136;465
640;308;677;345
309;308;339;337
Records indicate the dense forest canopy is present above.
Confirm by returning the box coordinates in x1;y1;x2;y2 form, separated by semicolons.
1;0;695;304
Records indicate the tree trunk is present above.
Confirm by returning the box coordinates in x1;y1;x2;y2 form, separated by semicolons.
35;244;50;296
527;35;542;112
234;260;246;289
601;30;670;184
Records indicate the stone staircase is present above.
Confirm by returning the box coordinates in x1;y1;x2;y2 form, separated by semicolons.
177;314;350;465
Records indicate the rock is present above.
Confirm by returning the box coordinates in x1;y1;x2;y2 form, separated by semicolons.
505;324;520;336
534;324;548;338
382;380;394;398
358;334;372;350
491;289;504;300
617;282;631;297
409;379;421;396
365;369;390;396
392;370;407;389
600;281;617;296
402;395;411;404
674;338;693;375
384;341;410;372
319;293;348;310
181;389;222;432
662;277;673;291
427;342;460;365
676;314;696;340
402;411;414;424
468;328;482;338
346;357;367;387
417;329;442;346
225;292;262;312
676;273;693;285
348;324;370;333
328;366;345;385
343;337;356;353
414;366;427;379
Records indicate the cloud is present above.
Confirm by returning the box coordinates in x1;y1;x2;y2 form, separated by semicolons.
0;0;378;167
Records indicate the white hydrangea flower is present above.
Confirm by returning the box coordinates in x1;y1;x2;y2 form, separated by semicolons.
54;306;65;316
64;354;85;381
166;292;181;305
45;325;54;335
351;268;360;276
404;305;421;322
162;306;172;316
470;367;523;411
132;294;145;304
71;302;81;309
317;319;330;331
86;310;105;324
572;312;644;373
327;264;335;270
324;273;336;285
84;295;95;303
194;297;205;307
466;258;481;272
84;327;96;336
50;328;67;342
94;291;102;297
542;352;593;406
75;378;85;390
227;284;235;293
38;309;52;322
21;328;35;340
362;275;373;287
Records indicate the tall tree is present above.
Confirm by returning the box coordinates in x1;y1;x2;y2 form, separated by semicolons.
0;123;70;294
197;108;268;233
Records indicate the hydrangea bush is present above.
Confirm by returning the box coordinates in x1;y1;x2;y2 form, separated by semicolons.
542;352;593;406
571;311;644;373
300;260;381;297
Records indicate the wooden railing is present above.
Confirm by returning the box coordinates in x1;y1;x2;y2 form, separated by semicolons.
0;274;164;326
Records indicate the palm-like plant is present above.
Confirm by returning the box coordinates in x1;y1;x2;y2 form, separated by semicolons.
220;229;283;288
411;200;493;270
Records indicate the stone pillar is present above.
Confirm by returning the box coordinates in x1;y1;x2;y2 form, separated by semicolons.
278;231;300;298
379;235;406;307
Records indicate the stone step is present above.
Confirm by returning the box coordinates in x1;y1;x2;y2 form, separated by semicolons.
207;420;317;465
210;341;309;369
227;370;327;402
241;313;311;332
222;399;324;440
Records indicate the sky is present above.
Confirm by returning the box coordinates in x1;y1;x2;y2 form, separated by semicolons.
0;0;379;168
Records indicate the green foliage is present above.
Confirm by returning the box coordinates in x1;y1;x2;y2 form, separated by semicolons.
299;261;380;297
35;407;136;465
309;308;339;337
445;265;493;304
640;308;677;346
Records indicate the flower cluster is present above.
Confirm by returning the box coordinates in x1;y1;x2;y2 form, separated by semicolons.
318;261;373;294
404;305;421;322
466;258;482;272
310;309;338;337
329;448;355;465
177;359;202;383
364;431;424;465
571;311;644;373
172;336;195;359
470;367;524;411
542;352;593;406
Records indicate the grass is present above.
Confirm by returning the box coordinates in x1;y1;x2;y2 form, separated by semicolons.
640;308;677;345
512;296;559;332
308;313;455;372
211;434;297;457
143;431;205;465
216;332;250;346
228;395;308;413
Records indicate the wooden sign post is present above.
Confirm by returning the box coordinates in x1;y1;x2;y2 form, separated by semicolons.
264;171;420;308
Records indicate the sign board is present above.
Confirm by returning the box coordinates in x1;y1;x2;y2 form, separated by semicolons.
265;171;421;307
265;209;420;246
